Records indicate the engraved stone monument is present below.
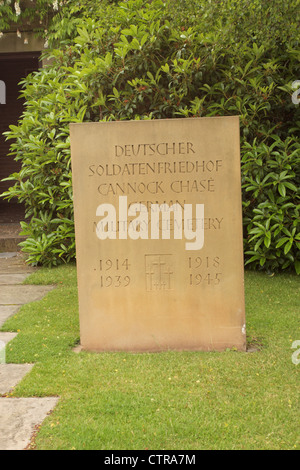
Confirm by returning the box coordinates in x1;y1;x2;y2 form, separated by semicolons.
70;117;246;352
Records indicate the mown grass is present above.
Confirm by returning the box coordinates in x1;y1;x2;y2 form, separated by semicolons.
1;265;299;450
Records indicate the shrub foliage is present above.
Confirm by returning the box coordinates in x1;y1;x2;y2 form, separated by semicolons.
1;0;299;272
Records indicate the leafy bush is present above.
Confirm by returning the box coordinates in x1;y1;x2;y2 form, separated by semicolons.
242;137;299;274
1;0;299;271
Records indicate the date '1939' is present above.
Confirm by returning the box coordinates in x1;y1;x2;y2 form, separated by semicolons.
98;258;131;288
100;275;130;288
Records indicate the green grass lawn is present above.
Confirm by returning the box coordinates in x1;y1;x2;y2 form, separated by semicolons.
1;264;299;450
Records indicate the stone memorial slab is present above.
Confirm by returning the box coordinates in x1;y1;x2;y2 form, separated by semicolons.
70;117;246;352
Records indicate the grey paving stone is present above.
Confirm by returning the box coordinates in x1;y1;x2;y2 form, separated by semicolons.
0;397;59;450
0;332;18;346
0;252;36;274
0;285;54;306
0;249;59;450
0;273;31;285
0;364;33;395
0;306;20;327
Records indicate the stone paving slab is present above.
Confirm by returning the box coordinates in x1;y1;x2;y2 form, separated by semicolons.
0;250;59;450
0;397;59;450
0;285;54;306
0;273;31;285
0;252;36;274
0;224;22;238
0;223;26;253
0;364;33;395
0;306;20;327
0;253;19;259
0;332;18;346
0;239;25;253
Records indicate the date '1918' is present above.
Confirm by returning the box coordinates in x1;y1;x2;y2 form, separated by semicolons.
188;255;222;286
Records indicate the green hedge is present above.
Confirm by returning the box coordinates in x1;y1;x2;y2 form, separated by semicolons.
1;0;299;272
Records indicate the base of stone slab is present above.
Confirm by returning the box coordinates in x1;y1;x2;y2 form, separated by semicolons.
72;344;83;353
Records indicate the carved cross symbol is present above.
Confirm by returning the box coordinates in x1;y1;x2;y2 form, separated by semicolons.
162;266;173;290
145;255;173;291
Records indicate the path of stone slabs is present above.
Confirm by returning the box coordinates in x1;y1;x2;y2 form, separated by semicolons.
0;252;58;450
